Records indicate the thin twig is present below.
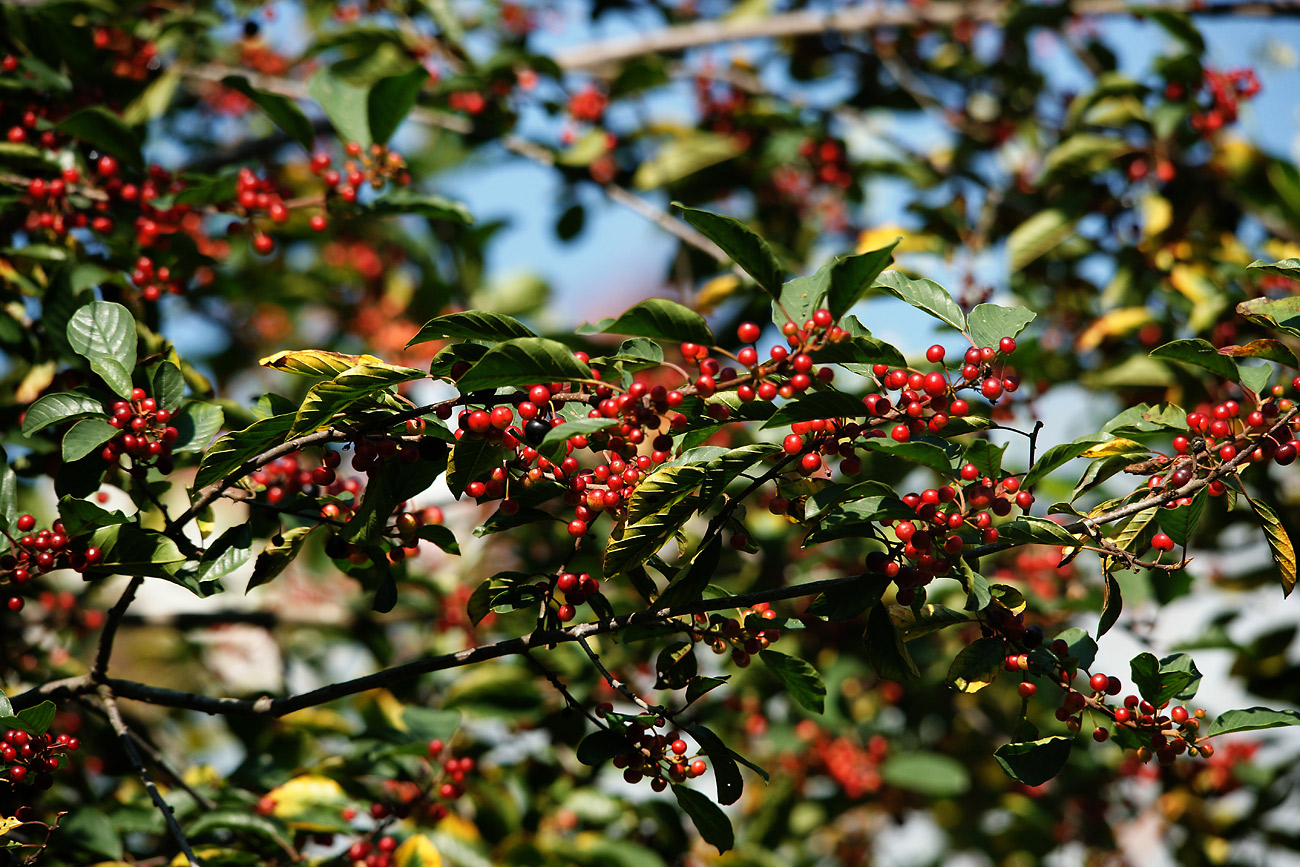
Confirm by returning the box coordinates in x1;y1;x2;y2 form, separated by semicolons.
93;576;144;679
98;684;203;867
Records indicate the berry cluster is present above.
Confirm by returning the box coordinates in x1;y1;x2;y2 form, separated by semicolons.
701;603;782;668
103;388;178;472
599;708;708;792
309;141;411;210
2;515;101;612
1187;66;1261;135
2;728;79;789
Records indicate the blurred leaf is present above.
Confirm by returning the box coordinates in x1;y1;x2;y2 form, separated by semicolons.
393;833;443;867
880;751;970;797
222;75;316;149
369;67;428;144
633;131;741;189
1008;209;1078;271
57;107;142;168
61;808;122;860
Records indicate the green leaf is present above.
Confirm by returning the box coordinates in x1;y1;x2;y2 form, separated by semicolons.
1207;707;1300;737
415;524;460;555
655;641;697;690
672;785;733;855
538;417;620;455
1043;133;1127;175
655;535;720;609
1236;295;1300;340
0;448;13;536
61;808;123;860
194;413;294;488
810;335;908;370
1129;651;1198;707
1247;498;1296;597
967;304;1036;350
807;578;887;620
368;66;428;145
962;440;1007;481
86;523;192;584
308;65;372;147
856;438;954;476
57;497;129;538
66;301;136;397
21;392;104;436
1055;627;1097;669
1008;209;1080;271
1149;338;1239;382
947;637;1004;693
56;107;142;168
674;204;784;298
604;496;699;577
247;526;321;594
455;338;592;393
625;445;770;525
196;525;253;582
1161;487;1206;548
633;131;742;190
221;75;316;150
759;650;825;713
586;298;713;346
292;363;426;437
994;737;1071;786
1098;570;1122;638
12;700;56;735
407;310;535;346
685;675;729;704
1160;653;1202;701
366;188;474;223
998;517;1079;547
880;752;971;797
1247;258;1300;279
446;436;503;499
760;390;866;429
1022;434;1111;487
873;271;966;333
864;604;919;680
172;401;225;454
576;728;627;766
466;572;542;624
685;724;748;803
187;810;292;855
149;361;186;409
826;243;899;321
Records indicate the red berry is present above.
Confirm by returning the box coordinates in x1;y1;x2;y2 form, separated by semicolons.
999;337;1017;354
737;322;761;343
926;344;946;363
782;433;803;454
1018;682;1037;698
567;520;588;538
1089;673;1109;692
252;234;275;255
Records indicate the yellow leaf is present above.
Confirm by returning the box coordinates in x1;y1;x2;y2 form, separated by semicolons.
265;774;348;827
1080;438;1149;458
259;349;386;377
693;274;742;314
0;816;23;836
858;224;923;254
435;812;482;843
1076;307;1152;353
394;833;443;867
181;764;223;790
1140;193;1171;239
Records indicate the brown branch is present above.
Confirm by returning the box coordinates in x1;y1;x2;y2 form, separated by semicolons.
98;684;204;867
552;0;1300;71
92;576;144;679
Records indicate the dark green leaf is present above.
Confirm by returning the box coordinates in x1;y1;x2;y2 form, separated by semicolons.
948;636;1004;693
407;310;535;346
655;641;697;690
415;524;460;555
1236;295;1300;340
1055;627;1097;670
760;649;825;713
674;204;784;298
760;390;866;429
856;438;953;476
56;497;129;538
997;517;1079;547
196;525;253;582
1149;338;1239;382
686;724;745;804
149;361;186;409
61;808;122;860
221;75;316;149
455;338;592;393
672;785;733;855
1098;570;1122;638
366;188;474;223
187;809;292;854
21;392;104;436
994;737;1071;786
247;526;320;594
1160;653;1202;701
873;271;965;333
308;65;372;147
865;604;919;680
194;413;294;488
368;66;429;144
171;401;224;454
1207;707;1300;737
66;301;136;398
826;243;898;320
576;728;628;766
685;675;729;704
655;534;720;609
1021;435;1110;487
446;436;503;499
586;297;713;346
56;107;142;168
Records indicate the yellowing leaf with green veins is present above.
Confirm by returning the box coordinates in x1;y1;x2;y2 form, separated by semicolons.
394;833;443;867
1079;438;1149;459
259;349;386;377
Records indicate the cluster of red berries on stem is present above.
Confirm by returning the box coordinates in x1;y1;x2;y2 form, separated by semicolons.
599;707;708;792
3;515;101;612
701;603;781;668
2;728;79;789
103;388;178;472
